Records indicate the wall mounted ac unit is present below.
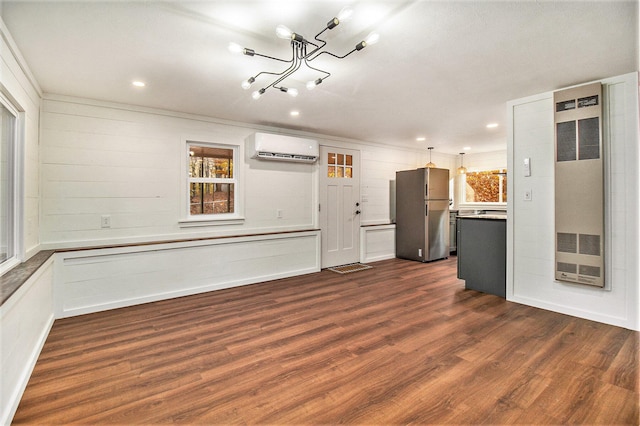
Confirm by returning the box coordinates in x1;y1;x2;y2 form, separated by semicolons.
246;132;319;163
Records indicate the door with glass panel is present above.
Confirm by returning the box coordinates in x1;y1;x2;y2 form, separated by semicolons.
319;146;361;268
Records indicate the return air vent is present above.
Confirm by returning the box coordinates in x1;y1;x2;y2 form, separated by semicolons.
579;265;601;277
579;234;601;256
554;82;604;288
557;262;577;274
557;233;577;253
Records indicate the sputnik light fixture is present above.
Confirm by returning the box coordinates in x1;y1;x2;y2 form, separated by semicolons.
457;152;467;175
228;6;379;99
425;147;436;168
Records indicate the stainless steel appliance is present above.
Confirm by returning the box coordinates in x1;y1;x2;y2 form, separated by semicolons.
395;167;450;262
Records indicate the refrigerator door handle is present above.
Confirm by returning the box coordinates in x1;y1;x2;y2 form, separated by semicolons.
425;203;428;216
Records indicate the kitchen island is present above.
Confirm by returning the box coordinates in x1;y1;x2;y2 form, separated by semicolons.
456;214;506;298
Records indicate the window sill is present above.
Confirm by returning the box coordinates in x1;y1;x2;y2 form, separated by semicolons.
179;216;245;228
458;203;506;211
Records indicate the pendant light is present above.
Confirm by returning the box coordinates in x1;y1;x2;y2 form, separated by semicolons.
425;147;436;168
457;152;467;175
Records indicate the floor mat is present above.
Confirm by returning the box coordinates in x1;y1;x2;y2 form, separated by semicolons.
327;263;373;274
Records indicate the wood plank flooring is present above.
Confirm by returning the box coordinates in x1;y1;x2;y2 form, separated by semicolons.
13;257;639;424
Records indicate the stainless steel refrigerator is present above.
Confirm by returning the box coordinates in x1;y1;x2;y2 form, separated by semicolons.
395;167;450;262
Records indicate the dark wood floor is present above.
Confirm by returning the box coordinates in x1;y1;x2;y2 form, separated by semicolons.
13;257;639;424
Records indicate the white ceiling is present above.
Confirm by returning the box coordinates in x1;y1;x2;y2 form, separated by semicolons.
1;0;637;154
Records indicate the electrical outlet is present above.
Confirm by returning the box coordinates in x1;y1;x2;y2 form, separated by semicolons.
524;190;532;201
101;215;111;228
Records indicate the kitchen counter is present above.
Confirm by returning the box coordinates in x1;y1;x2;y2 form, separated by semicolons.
458;214;506;220
456;215;506;297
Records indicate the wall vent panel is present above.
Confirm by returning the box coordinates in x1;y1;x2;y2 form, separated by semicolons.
557;233;577;253
579;234;601;256
579;265;601;278
554;83;604;288
557;262;577;274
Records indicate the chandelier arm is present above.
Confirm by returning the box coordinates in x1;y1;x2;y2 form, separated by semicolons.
302;28;329;59
252;52;294;63
267;55;303;90
308;48;357;61
249;43;301;90
303;57;331;79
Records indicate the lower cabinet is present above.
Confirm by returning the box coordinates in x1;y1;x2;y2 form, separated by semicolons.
457;217;506;298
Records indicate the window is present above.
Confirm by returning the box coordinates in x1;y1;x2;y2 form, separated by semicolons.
1;100;19;273
327;152;352;178
182;141;242;226
464;169;507;204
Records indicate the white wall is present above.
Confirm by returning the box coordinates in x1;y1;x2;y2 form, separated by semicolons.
40;95;428;248
507;72;639;331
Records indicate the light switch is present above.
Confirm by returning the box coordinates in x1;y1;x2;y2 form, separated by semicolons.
523;157;531;177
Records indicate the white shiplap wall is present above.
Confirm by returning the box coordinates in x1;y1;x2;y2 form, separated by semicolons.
39;95;437;316
507;72;639;331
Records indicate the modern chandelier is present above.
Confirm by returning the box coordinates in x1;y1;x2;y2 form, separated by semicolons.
228;6;379;99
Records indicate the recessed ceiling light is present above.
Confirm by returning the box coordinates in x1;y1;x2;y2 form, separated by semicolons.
290;110;300;117
464;147;471;150
416;137;426;141
486;123;498;129
132;81;146;87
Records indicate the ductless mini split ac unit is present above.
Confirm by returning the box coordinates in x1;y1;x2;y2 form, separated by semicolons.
246;132;319;163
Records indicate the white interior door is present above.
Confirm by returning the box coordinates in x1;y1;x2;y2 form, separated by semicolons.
319;146;361;268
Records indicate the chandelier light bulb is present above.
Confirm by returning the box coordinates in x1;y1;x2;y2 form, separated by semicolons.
287;88;299;97
337;6;354;22
252;88;265;100
365;32;380;46
241;77;255;90
228;42;244;54
276;24;293;40
306;78;323;90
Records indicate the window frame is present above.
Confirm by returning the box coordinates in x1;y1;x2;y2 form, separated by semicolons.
179;139;244;228
458;168;508;210
0;93;24;275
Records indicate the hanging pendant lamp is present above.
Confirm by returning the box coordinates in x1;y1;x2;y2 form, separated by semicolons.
457;152;467;175
425;147;436;168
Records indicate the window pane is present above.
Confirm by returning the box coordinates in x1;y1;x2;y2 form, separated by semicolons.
337;154;344;165
328;153;336;165
465;170;504;203
189;146;233;178
346;155;352;166
345;167;352;178
337;167;344;178
1;105;15;265
328;166;336;178
190;182;234;215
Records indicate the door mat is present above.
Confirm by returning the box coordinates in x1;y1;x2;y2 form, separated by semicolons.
327;263;373;274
